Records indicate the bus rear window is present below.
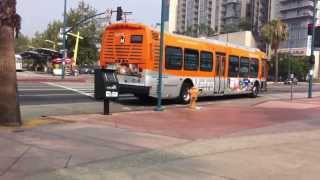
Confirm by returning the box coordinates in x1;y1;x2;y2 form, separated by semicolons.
131;35;143;43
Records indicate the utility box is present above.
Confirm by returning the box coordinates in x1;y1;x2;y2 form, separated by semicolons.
94;69;119;100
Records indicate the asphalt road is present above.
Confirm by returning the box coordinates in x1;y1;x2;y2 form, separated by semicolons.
18;80;320;121
18;83;93;106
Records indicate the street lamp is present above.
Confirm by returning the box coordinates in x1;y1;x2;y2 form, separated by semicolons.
61;0;68;80
155;0;166;111
309;0;317;98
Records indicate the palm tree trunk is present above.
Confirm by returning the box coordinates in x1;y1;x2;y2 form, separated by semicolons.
0;25;22;126
274;48;279;82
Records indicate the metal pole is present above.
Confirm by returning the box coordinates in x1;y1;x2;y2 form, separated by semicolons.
62;0;67;80
155;0;166;111
309;0;317;98
104;99;110;115
290;78;293;101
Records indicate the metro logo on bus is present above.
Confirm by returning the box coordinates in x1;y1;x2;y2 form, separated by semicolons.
120;36;125;44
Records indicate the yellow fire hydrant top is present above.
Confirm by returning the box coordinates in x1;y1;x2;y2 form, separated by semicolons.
189;87;200;110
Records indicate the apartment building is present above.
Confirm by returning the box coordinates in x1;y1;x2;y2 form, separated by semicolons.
221;0;249;31
273;0;320;78
276;0;319;51
167;0;269;36
172;0;221;34
221;0;270;35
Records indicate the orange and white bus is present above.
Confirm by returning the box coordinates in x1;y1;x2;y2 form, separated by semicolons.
100;23;268;103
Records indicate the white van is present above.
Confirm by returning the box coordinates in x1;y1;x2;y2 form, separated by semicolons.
15;54;23;71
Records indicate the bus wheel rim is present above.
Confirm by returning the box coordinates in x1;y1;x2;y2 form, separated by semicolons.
253;86;258;95
183;91;190;101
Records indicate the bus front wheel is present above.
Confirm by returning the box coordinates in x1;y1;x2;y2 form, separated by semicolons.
250;84;259;98
179;83;192;104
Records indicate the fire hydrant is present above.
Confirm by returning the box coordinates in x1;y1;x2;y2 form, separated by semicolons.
189;87;200;110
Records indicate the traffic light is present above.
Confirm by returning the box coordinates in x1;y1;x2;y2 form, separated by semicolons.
116;6;123;21
307;23;320;48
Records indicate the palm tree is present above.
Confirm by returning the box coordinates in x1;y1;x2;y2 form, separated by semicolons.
261;19;288;82
0;0;22;126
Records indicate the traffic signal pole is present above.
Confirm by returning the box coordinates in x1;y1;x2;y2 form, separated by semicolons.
62;0;67;80
155;0;166;111
309;0;317;98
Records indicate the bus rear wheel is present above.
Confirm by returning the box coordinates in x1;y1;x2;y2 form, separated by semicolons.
179;83;192;104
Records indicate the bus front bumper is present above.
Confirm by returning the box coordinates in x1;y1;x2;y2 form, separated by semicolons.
119;84;150;95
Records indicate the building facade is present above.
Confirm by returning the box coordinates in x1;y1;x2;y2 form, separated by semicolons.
221;0;270;35
272;0;320;78
167;0;270;37
277;0;319;50
173;0;221;34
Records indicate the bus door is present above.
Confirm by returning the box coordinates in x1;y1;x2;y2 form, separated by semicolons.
214;54;226;94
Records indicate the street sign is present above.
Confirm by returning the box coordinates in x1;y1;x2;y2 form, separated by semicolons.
58;27;71;39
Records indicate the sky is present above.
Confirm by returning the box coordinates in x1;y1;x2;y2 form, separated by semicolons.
17;0;161;37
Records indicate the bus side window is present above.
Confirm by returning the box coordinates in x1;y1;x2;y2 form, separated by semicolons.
200;51;213;72
239;57;250;78
184;49;199;71
165;46;183;70
250;58;259;78
228;55;239;77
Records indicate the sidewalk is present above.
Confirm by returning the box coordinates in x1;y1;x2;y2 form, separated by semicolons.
1;98;320;180
29;129;320;180
48;97;320;140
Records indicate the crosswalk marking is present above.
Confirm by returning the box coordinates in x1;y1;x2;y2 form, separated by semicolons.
43;82;136;100
45;82;94;98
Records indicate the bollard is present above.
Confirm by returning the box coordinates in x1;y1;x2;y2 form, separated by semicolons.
189;87;200;110
104;99;110;115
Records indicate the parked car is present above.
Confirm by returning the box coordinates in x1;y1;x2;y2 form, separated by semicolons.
284;77;298;85
79;65;95;74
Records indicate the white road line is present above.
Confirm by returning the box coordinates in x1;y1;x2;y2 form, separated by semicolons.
19;89;69;91
122;107;132;111
45;82;94;98
19;94;80;97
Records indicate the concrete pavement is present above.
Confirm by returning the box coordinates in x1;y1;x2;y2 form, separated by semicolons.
28;129;320;180
1;97;320;179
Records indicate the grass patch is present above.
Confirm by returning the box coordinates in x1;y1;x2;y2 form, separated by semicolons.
312;79;320;83
0;118;66;131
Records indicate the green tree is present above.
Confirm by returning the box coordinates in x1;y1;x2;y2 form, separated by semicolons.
221;24;238;34
198;24;216;37
65;1;102;66
15;33;30;53
29;1;102;66
0;0;22;126
185;26;193;37
261;19;288;82
269;53;309;81
180;24;216;37
239;18;252;31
